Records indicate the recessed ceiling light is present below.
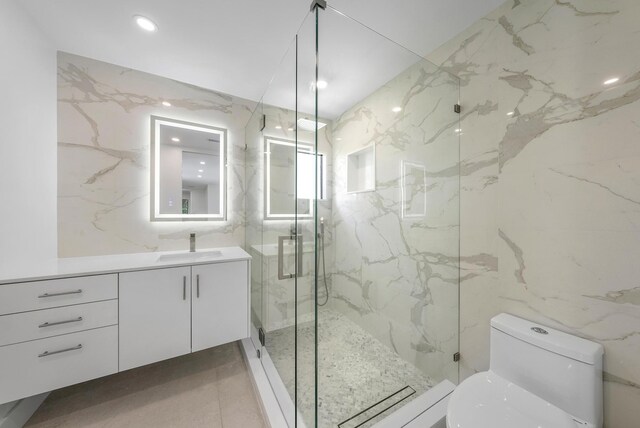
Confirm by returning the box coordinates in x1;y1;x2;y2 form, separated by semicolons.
603;77;619;85
297;117;327;131
316;80;328;90
197;175;202;178
288;127;294;131
275;125;282;129
198;169;203;173
336;137;342;141
392;106;402;113
134;15;157;32
200;161;206;165
171;137;180;142
454;128;462;133
506;111;514;116
162;101;171;107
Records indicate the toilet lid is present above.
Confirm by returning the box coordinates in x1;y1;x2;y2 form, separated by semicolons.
446;371;578;428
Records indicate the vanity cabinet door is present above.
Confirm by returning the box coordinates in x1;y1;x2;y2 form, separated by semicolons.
191;261;249;352
119;267;191;371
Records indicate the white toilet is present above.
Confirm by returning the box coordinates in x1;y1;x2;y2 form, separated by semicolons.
447;313;604;428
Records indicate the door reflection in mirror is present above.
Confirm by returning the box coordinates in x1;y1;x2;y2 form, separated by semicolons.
151;116;227;221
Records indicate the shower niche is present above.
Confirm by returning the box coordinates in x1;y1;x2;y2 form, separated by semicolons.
346;144;375;193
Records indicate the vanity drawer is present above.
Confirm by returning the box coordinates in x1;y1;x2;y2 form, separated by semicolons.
0;300;118;347
0;325;118;404
0;274;117;315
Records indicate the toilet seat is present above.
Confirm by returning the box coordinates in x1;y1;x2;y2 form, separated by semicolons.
446;371;578;428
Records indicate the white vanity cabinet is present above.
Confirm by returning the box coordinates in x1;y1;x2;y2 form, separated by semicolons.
192;261;248;352
119;266;192;371
0;247;250;406
119;260;250;371
0;274;119;404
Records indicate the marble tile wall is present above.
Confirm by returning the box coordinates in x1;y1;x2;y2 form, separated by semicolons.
329;59;461;385
425;0;640;426
57;52;255;257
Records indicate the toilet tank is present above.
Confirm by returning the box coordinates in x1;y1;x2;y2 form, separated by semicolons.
490;313;604;427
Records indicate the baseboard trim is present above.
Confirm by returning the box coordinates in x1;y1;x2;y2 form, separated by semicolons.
0;394;48;428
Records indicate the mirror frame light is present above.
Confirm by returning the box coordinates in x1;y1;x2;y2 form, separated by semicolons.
264;137;318;221
150;115;227;222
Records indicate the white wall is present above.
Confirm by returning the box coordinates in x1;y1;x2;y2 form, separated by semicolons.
159;145;182;215
0;0;56;418
189;187;208;214
206;183;220;214
0;0;56;266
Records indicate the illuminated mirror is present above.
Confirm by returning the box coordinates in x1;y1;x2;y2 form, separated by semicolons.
151;116;226;221
264;137;326;220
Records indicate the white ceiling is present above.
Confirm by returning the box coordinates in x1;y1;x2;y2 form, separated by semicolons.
20;0;503;112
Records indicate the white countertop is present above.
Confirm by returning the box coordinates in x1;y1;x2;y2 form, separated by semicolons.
0;247;251;285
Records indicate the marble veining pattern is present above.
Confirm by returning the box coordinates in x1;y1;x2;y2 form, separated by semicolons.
329;58;460;386
57;52;256;257
425;1;640;426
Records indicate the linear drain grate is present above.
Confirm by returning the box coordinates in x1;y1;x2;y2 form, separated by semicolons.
338;385;416;428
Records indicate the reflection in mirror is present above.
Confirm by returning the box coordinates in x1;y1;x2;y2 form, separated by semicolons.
151;116;226;221
264;137;326;220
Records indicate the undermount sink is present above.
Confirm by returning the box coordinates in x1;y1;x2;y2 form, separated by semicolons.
157;250;223;263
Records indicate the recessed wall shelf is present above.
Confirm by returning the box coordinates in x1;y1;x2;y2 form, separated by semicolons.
346;144;375;194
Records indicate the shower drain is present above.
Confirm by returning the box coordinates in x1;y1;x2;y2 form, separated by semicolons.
338;385;416;428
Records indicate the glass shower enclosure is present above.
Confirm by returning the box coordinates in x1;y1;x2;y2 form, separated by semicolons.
246;3;460;427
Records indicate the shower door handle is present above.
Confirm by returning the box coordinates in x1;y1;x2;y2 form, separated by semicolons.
277;234;303;280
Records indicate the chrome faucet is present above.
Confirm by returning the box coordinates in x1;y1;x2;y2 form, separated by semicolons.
190;233;196;252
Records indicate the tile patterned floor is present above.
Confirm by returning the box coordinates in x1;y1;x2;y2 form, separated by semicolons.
266;308;434;427
25;342;266;428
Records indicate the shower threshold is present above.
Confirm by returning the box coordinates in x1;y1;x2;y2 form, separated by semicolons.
338;386;416;428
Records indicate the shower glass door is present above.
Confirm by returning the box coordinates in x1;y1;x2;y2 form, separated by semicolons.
246;3;459;426
312;6;460;428
244;9;320;427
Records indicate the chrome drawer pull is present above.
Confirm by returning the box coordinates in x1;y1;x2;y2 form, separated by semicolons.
196;274;200;298
38;289;83;298
39;317;83;328
183;276;187;300
38;344;83;358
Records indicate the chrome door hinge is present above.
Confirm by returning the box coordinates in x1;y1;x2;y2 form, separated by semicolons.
310;0;327;11
257;349;261;359
454;104;461;114
453;352;460;362
259;327;266;346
